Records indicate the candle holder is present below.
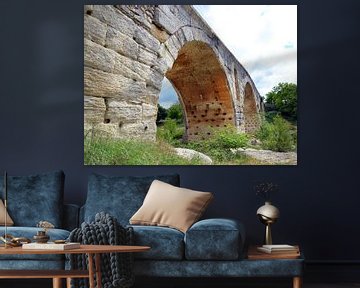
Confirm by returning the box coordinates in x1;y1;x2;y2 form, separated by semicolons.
1;171;9;248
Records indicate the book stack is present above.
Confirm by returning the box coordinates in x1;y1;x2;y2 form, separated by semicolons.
257;244;299;254
248;244;300;260
22;242;80;250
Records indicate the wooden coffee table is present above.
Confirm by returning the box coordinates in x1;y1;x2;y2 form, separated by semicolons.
0;244;150;288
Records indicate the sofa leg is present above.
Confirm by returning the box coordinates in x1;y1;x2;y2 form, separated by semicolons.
53;278;62;288
293;276;302;288
67;277;72;288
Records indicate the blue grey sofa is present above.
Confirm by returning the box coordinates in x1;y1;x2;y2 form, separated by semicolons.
0;170;79;270
81;173;304;284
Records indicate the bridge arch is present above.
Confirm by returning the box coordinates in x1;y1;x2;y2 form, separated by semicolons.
165;40;235;140
243;82;261;133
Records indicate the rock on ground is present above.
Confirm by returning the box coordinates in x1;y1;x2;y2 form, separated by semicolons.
174;148;213;165
233;148;297;165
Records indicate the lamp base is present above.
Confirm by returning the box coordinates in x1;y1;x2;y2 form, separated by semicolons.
265;223;272;245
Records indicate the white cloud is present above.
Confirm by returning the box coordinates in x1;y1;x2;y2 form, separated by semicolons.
194;5;297;96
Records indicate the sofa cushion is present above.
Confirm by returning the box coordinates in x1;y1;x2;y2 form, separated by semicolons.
0;171;65;227
130;180;213;233
0;227;70;261
0;199;14;226
185;218;245;260
130;225;184;260
84;173;180;225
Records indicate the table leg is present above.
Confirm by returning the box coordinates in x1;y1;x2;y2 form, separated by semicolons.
66;277;72;288
52;278;62;288
95;253;102;288
88;253;95;288
293;276;302;288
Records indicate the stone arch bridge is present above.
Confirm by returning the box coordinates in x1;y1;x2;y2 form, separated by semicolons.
84;5;263;141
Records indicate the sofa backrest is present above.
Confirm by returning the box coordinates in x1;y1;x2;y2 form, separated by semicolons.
0;170;65;228
82;173;180;226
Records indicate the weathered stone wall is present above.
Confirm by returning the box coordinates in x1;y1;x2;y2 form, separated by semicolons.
84;5;263;141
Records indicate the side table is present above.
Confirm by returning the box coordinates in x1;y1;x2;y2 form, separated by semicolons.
247;245;303;288
0;244;150;288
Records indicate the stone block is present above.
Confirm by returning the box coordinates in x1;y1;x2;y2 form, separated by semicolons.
84;39;115;73
150;23;170;43
154;5;183;34
181;26;194;42
165;35;182;60
105;99;142;123
115;5;155;30
84;14;107;46
191;28;212;45
112;52;163;89
92;5;136;37
158;45;174;73
120;121;156;141
84;96;106;124
115;58;162;89
84;95;106;110
142;103;157;119
134;27;160;52
173;29;187;47
147;69;164;90
90;123;118;138
138;46;158;66
105;27;139;60
84;67;146;101
113;53;145;82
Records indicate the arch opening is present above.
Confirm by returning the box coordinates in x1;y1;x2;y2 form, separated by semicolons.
244;82;260;133
165;40;235;140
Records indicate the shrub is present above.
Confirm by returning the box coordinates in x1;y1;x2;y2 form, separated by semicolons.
257;114;295;152
211;127;249;149
157;119;184;144
181;127;250;164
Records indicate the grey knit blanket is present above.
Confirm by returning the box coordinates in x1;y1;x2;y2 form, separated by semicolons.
68;212;134;288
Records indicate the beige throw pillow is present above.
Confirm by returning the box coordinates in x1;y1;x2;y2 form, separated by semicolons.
130;180;213;233
0;199;14;226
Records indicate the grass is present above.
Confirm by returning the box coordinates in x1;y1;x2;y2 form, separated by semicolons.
84;137;205;165
85;114;297;165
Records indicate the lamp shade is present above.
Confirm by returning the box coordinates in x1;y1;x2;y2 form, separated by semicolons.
256;201;280;221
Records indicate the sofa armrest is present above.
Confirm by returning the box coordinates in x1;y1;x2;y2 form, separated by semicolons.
184;218;245;260
63;204;80;231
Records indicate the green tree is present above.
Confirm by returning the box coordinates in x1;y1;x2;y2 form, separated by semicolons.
266;83;297;120
167;103;183;124
156;104;167;124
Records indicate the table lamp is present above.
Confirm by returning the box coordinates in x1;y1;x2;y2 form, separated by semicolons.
256;201;280;245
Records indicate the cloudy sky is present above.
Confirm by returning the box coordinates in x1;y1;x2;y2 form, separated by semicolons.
159;5;297;108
